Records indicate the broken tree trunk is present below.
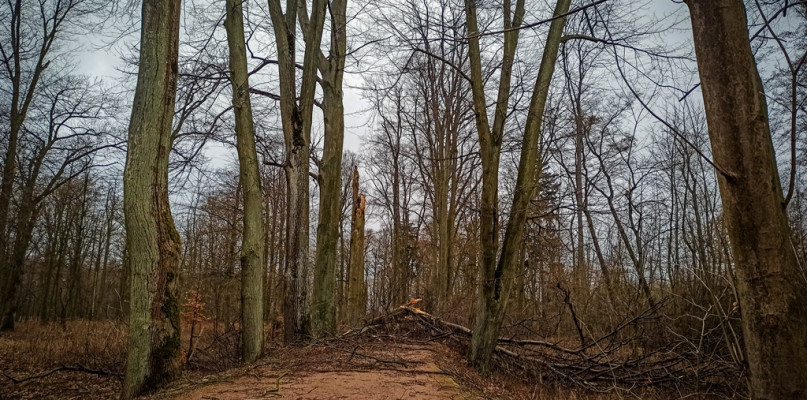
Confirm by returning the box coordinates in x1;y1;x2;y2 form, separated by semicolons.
347;166;367;327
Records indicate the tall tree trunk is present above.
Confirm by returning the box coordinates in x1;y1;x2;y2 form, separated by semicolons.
391;159;407;307
267;0;301;343
224;0;265;363
434;162;451;310
95;189;116;319
267;0;321;342
571;82;587;295
0;0;53;330
0;184;38;330
120;0;183;398
467;0;571;372
66;177;90;319
0;122;20;305
685;1;807;398
464;0;523;372
347;166;367;327
311;0;347;337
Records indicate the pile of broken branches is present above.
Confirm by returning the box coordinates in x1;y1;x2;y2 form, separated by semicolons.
347;305;741;394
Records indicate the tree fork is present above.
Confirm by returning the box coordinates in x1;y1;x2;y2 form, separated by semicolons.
468;0;572;373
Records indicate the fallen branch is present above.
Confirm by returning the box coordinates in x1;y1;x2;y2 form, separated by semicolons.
346;345;408;367
264;370;289;393
344;305;739;392
1;364;116;384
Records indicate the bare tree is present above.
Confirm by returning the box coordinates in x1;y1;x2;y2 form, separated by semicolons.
0;0;105;331
465;0;572;372
0;73;117;329
266;0;327;342
302;0;348;337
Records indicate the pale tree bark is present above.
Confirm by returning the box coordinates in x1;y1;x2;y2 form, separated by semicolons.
224;0;265;363
347;166;367;327
465;0;571;373
121;0;183;398
685;1;807;398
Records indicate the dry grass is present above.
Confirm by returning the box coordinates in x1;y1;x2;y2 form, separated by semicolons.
0;319;739;399
0;320;125;399
0;319;240;399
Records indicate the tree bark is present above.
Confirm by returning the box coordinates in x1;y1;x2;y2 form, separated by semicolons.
120;0;183;398
467;0;571;372
311;0;347;337
267;0;320;342
347;166;367;327
685;1;807;398
0;183;39;330
224;0;265;363
95;189;116;319
464;0;524;373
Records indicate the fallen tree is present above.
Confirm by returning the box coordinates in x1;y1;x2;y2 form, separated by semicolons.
346;304;741;395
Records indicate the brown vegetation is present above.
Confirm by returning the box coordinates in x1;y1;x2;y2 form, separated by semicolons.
1;306;744;399
1;0;805;398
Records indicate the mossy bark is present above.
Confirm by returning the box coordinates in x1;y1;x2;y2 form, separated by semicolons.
311;0;347;338
225;0;265;363
465;0;571;372
121;0;183;398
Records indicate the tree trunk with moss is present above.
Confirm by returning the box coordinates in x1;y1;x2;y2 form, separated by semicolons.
685;1;807;398
225;0;265;363
120;0;183;398
310;0;347;338
268;0;329;342
465;0;571;373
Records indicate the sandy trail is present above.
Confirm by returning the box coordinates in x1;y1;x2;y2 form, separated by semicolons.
171;343;480;400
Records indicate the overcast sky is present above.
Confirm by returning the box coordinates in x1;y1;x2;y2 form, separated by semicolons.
71;0;800;178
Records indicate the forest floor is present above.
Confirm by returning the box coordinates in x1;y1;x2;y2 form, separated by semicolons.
149;341;488;400
0;313;710;399
0;320;526;400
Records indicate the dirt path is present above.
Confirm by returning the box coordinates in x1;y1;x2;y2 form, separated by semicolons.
168;343;482;400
